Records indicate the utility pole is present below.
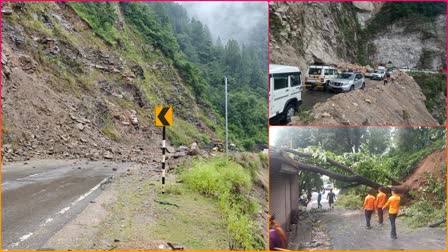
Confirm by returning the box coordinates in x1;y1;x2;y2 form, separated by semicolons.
225;76;228;160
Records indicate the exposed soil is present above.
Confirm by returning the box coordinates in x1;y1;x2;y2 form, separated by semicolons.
294;72;438;125
402;150;446;191
1;2;215;164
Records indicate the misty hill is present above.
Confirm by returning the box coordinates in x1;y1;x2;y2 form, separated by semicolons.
1;2;267;162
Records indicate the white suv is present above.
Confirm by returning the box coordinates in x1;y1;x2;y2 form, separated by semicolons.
305;65;338;91
269;64;302;124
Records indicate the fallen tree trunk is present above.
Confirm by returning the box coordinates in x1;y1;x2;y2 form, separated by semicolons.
428;219;446;228
275;148;384;189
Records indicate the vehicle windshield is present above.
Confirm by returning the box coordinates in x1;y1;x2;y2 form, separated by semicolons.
308;68;322;75
337;73;354;80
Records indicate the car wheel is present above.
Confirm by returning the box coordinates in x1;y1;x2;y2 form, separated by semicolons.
284;103;295;123
306;86;313;91
361;82;365;90
349;85;354;92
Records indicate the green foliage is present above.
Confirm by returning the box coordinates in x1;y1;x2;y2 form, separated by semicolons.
335;192;363;210
365;2;446;36
166;118;210;146
120;2;178;59
98;111;122;141
409;72;446;124
231;152;263;181
68;2;119;45
181;157;264;250
404;201;446;228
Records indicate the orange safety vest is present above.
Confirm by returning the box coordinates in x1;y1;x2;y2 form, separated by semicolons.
363;194;375;210
383;194;401;214
376;192;387;208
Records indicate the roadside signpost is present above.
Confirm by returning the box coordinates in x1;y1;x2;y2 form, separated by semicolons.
155;106;173;194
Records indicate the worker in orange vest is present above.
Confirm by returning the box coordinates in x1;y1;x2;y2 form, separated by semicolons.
375;187;387;224
362;189;376;229
383;187;401;239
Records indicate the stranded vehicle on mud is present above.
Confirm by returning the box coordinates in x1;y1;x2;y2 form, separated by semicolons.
269;64;302;124
304;65;338;91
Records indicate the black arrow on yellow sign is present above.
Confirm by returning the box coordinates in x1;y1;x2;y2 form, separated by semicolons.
155;106;173;127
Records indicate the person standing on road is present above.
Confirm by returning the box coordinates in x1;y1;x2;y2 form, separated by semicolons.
375;187;387;224
269;215;288;250
383;187;401;239
384;71;391;85
327;189;336;209
362;189;376;229
317;191;323;208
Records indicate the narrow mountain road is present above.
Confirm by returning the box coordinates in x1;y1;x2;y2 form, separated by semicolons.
291;190;445;250
2;159;133;250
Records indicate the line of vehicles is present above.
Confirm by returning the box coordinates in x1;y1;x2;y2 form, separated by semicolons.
269;64;392;124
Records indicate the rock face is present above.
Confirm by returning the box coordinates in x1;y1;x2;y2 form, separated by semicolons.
370;14;446;70
270;2;362;72
270;2;445;71
352;2;384;28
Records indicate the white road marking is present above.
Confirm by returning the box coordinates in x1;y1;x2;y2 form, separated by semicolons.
71;177;108;206
8;176;110;248
19;233;33;242
58;207;71;215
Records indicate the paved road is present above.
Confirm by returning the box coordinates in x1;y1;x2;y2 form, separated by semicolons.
2;159;131;250
322;209;446;250
301;78;383;110
306;189;339;210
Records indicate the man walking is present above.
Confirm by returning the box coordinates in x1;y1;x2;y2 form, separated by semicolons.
317;190;323;208
383;187;401;239
327;189;336;209
376;187;387;224
362;189;376;229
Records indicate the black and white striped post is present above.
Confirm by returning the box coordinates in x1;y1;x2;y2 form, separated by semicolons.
161;126;166;194
156;106;172;194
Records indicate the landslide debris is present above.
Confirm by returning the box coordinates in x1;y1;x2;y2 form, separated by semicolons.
1;2;218;163
294;72;438;125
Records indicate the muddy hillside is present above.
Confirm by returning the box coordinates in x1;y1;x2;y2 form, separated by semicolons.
1;3;222;163
270;2;446;72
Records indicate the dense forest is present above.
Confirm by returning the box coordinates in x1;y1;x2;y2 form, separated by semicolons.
272;127;446;227
69;2;268;150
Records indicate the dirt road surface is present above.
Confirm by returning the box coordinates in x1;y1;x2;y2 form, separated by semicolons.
2;159;133;250
301;78;383;110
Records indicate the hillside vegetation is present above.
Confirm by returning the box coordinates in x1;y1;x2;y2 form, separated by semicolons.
2;2;267;165
69;2;267;150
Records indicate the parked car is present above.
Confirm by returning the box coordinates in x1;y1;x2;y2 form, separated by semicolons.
364;69;374;79
269;64;302;124
304;65;338;91
329;72;365;92
371;69;386;80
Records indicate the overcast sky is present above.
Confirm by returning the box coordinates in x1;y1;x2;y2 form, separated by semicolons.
179;2;267;44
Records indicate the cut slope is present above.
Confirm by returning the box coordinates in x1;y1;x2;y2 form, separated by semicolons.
402;150;446;191
1;2;218;162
